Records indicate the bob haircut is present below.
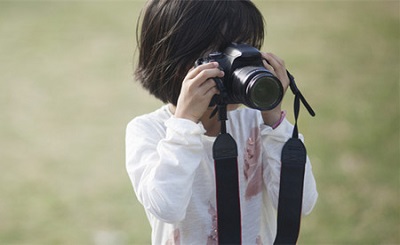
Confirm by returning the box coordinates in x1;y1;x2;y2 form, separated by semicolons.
135;0;265;106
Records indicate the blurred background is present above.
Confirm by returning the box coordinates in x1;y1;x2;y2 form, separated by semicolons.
0;0;398;244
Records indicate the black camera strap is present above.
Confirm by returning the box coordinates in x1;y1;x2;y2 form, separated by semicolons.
273;71;315;245
213;104;242;244
212;78;242;244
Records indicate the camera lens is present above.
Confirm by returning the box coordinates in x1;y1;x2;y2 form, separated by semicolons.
231;66;283;110
248;74;283;110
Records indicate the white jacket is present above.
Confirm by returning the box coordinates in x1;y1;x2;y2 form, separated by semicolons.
126;105;318;245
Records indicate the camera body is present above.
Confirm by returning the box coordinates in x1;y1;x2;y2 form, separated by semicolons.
195;43;283;110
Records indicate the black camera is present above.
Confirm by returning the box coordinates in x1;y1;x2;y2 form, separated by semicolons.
195;43;283;111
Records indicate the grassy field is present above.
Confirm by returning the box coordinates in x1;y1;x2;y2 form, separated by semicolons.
0;1;398;244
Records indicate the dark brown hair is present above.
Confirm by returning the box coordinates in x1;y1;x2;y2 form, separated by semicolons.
135;0;265;105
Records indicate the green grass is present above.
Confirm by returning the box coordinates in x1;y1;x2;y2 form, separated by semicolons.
0;1;398;244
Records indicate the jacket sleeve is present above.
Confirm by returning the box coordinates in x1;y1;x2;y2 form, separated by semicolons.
125;116;206;223
260;119;318;215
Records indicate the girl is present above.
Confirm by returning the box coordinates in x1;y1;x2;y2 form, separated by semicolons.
126;1;318;244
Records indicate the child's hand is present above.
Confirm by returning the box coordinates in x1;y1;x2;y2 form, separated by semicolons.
175;62;224;123
260;52;290;126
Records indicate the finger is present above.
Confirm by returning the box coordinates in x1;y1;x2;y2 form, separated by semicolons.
186;62;219;80
262;52;290;91
190;68;224;88
199;79;219;96
262;58;276;75
262;52;282;71
204;85;220;99
264;53;286;77
268;52;285;66
264;52;288;76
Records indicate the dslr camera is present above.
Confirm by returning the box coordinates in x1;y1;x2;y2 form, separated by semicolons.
195;43;283;110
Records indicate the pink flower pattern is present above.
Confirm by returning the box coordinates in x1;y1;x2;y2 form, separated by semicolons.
244;126;263;200
207;202;218;245
256;235;264;245
165;229;180;245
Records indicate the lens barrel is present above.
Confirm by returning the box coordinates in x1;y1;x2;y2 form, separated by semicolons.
231;66;283;110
